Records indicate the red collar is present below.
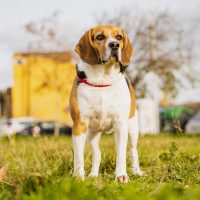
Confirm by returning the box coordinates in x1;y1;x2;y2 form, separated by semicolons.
78;77;111;87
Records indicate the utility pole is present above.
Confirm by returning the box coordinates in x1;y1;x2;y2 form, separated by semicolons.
149;0;160;134
149;0;157;61
0;91;4;118
0;93;1;118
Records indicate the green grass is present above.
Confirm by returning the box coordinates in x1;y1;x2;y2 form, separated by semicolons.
0;134;200;200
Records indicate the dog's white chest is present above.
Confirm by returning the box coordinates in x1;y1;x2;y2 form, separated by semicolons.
77;76;130;133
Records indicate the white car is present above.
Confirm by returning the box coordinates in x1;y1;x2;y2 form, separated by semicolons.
0;117;35;136
185;112;200;134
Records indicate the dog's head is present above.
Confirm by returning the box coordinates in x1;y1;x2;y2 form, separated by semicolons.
75;25;133;66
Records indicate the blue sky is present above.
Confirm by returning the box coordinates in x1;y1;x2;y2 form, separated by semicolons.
0;0;200;103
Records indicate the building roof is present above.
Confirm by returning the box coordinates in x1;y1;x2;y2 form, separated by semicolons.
182;102;200;113
14;51;72;63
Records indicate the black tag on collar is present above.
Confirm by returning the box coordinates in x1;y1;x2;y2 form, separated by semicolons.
120;63;127;73
76;65;87;79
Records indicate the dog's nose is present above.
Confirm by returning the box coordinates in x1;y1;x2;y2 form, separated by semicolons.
109;42;120;50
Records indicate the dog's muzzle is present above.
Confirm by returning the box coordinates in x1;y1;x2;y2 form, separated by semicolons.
101;41;120;64
109;41;120;61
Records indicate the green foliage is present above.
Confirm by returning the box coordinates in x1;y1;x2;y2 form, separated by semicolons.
0;135;200;200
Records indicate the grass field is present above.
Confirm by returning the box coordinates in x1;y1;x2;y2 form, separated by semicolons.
0;134;200;200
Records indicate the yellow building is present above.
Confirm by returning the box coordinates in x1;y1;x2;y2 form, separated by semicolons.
12;52;75;126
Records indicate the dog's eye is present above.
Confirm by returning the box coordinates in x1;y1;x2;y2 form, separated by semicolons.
116;35;123;41
96;34;105;41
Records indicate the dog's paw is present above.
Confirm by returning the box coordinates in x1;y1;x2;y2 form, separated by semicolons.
116;175;129;183
73;175;85;181
88;172;98;177
132;168;145;176
73;172;85;181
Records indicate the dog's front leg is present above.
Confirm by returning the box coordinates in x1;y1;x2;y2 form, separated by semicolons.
72;133;86;180
115;120;129;183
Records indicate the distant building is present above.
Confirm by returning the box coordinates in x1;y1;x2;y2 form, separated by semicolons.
137;98;160;134
12;52;75;126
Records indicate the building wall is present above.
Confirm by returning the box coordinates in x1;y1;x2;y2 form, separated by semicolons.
137;98;160;134
12;53;75;125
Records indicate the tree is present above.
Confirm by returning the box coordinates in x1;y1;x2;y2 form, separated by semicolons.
95;8;199;99
24;11;71;52
24;12;73;135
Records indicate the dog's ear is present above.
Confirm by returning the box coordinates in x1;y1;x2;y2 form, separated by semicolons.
75;29;100;65
121;30;134;66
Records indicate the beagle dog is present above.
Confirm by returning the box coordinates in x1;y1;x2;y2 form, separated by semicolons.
69;25;143;183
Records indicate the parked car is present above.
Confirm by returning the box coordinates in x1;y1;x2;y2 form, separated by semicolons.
60;124;72;135
15;117;36;135
37;121;55;134
0;117;35;136
0;118;72;136
185;112;200;134
0;120;23;136
36;121;71;135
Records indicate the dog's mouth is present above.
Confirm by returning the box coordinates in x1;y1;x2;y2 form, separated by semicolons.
111;50;119;60
101;50;119;64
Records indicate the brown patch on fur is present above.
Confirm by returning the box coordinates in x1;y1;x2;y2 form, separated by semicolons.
126;79;136;118
72;121;87;136
121;30;134;66
75;30;100;65
69;78;87;135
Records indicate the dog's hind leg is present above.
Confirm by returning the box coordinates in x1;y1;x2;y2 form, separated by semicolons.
128;110;143;176
115;119;129;183
88;131;102;177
